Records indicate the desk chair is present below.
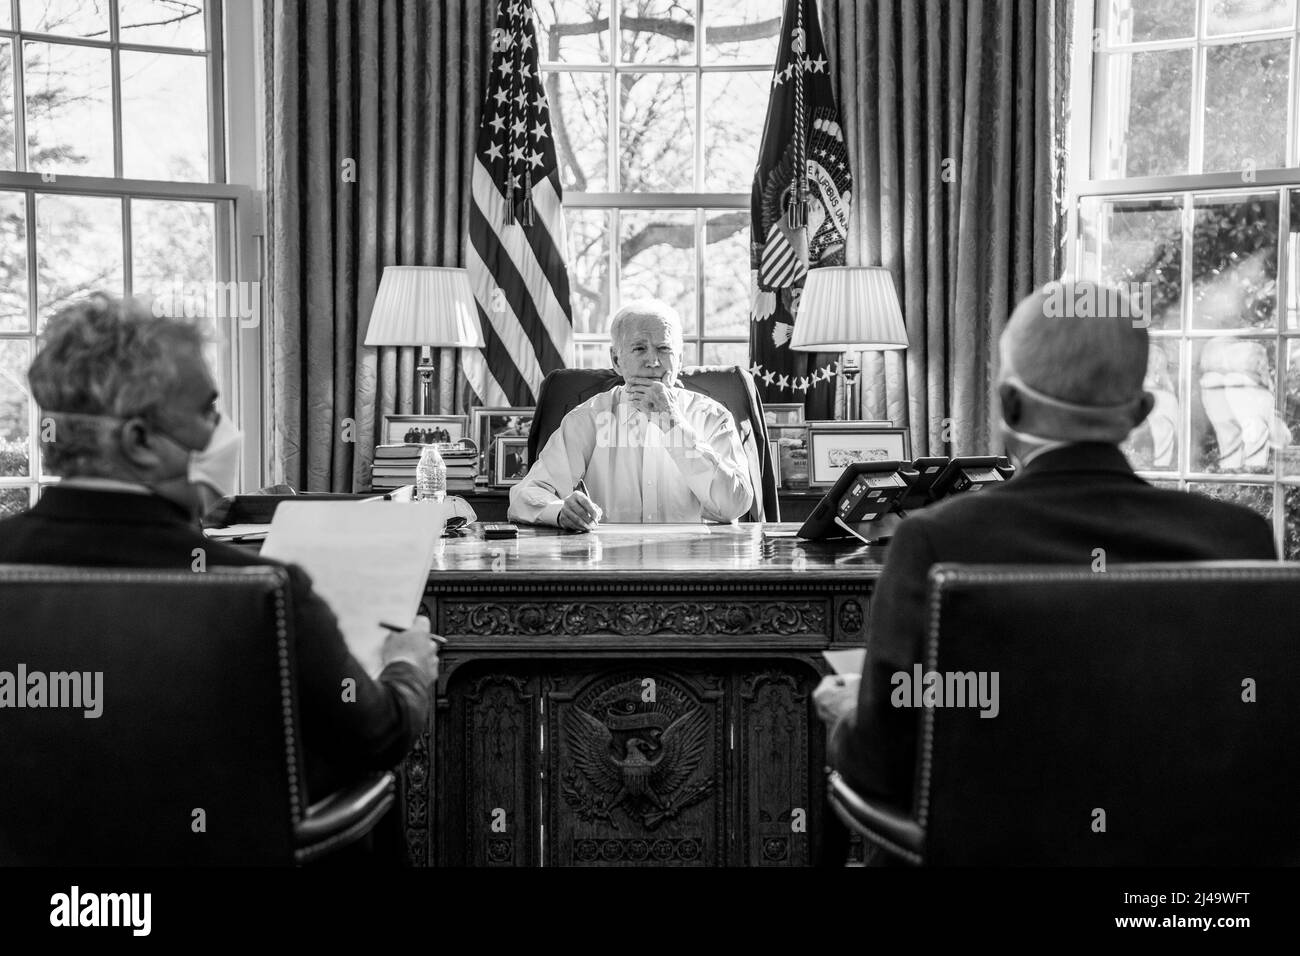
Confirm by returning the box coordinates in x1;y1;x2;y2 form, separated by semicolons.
526;366;779;521
0;565;396;865
829;562;1300;865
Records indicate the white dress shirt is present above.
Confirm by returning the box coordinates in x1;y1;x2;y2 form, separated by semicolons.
507;385;753;525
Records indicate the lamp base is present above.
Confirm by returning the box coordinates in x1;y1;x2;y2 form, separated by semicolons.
417;346;435;416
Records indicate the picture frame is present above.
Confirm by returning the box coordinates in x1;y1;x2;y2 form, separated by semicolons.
806;423;911;488
494;436;531;487
763;403;806;427
382;414;468;446
768;424;809;489
470;406;535;472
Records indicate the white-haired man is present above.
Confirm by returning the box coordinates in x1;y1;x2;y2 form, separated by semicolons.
811;280;1276;828
508;300;753;528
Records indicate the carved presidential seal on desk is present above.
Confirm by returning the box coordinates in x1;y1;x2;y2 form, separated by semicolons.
562;675;714;831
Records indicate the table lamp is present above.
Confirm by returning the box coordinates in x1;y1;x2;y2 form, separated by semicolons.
363;266;484;414
791;266;908;417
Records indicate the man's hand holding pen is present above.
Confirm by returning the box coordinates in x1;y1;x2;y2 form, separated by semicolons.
558;477;602;532
379;616;442;685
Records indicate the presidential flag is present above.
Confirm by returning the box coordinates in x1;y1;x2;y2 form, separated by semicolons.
749;0;852;418
465;0;574;407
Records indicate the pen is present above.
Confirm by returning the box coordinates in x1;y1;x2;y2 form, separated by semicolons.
379;621;447;644
575;477;590;498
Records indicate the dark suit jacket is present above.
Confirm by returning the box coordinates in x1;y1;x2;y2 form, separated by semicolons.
831;443;1278;812
0;486;430;801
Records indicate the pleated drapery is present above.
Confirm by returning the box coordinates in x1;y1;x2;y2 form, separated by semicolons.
266;0;491;491
823;0;1071;456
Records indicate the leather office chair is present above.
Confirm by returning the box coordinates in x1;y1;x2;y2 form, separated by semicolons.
525;366;779;521
0;564;397;865
828;561;1300;865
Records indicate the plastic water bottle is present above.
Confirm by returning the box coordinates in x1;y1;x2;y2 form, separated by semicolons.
416;444;446;503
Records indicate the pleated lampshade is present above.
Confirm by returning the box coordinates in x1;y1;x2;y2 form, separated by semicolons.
363;266;484;348
790;266;908;351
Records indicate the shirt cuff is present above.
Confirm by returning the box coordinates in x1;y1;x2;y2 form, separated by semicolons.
535;500;564;527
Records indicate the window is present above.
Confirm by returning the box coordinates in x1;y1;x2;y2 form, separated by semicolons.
0;0;262;515
535;0;780;366
1071;0;1300;558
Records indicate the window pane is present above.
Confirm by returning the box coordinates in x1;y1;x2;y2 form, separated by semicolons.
18;0;109;38
702;341;747;367
118;0;207;49
619;71;694;191
1289;189;1300;331
0;190;28;332
0;486;29;518
574;341;611;368
0;2;9;28
23;41;114;177
1284;487;1300;558
1191;194;1277;330
547;70;608;191
701;71;766;191
566;208;611;334
1079;196;1183;331
1109;0;1195;42
1282;338;1300;474
1187;482;1274;526
1122;338;1181;470
535;0;610;63
1202;40;1289;173
0;338;31;478
1192;338;1278;473
0;40;14;170
121;50;209;180
619;209;696;334
35;193;123;323
703;210;749;336
705;0;781;63
620;0;694;65
1099;49;1191;178
131;197;215;318
1207;0;1295;35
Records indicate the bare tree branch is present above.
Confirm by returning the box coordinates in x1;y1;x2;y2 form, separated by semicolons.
619;211;748;266
551;16;782;45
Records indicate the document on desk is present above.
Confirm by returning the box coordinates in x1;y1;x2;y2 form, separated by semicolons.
823;648;866;675
589;523;713;535
261;502;446;677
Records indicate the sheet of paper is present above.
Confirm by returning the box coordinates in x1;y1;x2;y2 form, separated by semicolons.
822;648;866;675
589;523;714;535
261;502;447;677
204;523;271;541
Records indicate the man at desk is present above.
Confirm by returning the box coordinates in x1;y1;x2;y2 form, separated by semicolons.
508;300;753;529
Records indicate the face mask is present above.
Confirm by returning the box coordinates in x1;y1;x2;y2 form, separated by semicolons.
998;374;1146;468
170;412;242;499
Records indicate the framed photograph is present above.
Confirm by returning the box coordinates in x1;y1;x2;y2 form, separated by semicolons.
494;436;531;487
807;423;911;487
383;414;468;446
470;406;535;470
764;403;806;427
769;424;809;489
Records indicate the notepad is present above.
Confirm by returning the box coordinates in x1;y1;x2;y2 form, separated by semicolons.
822;648;866;675
261;501;447;677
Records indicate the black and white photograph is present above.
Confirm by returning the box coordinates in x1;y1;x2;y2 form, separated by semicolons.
0;0;1295;933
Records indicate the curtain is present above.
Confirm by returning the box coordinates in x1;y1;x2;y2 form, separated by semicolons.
823;0;1071;455
266;0;492;491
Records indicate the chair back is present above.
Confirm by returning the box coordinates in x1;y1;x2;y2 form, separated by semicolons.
0;565;305;865
525;366;779;521
916;561;1300;865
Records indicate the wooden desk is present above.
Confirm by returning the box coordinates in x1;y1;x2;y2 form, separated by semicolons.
446;487;832;523
406;523;884;866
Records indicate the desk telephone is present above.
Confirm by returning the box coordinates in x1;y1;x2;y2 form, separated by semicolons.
797;455;1016;542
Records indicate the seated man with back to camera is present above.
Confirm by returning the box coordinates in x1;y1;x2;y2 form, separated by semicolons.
508;299;753;529
812;279;1278;828
0;293;439;804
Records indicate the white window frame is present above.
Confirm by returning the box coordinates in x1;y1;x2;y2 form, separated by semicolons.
0;0;265;507
542;0;777;366
1067;0;1300;558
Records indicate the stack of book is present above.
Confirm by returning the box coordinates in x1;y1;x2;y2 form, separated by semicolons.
371;439;479;493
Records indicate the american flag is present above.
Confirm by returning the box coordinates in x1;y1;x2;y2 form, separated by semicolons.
465;0;574;407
